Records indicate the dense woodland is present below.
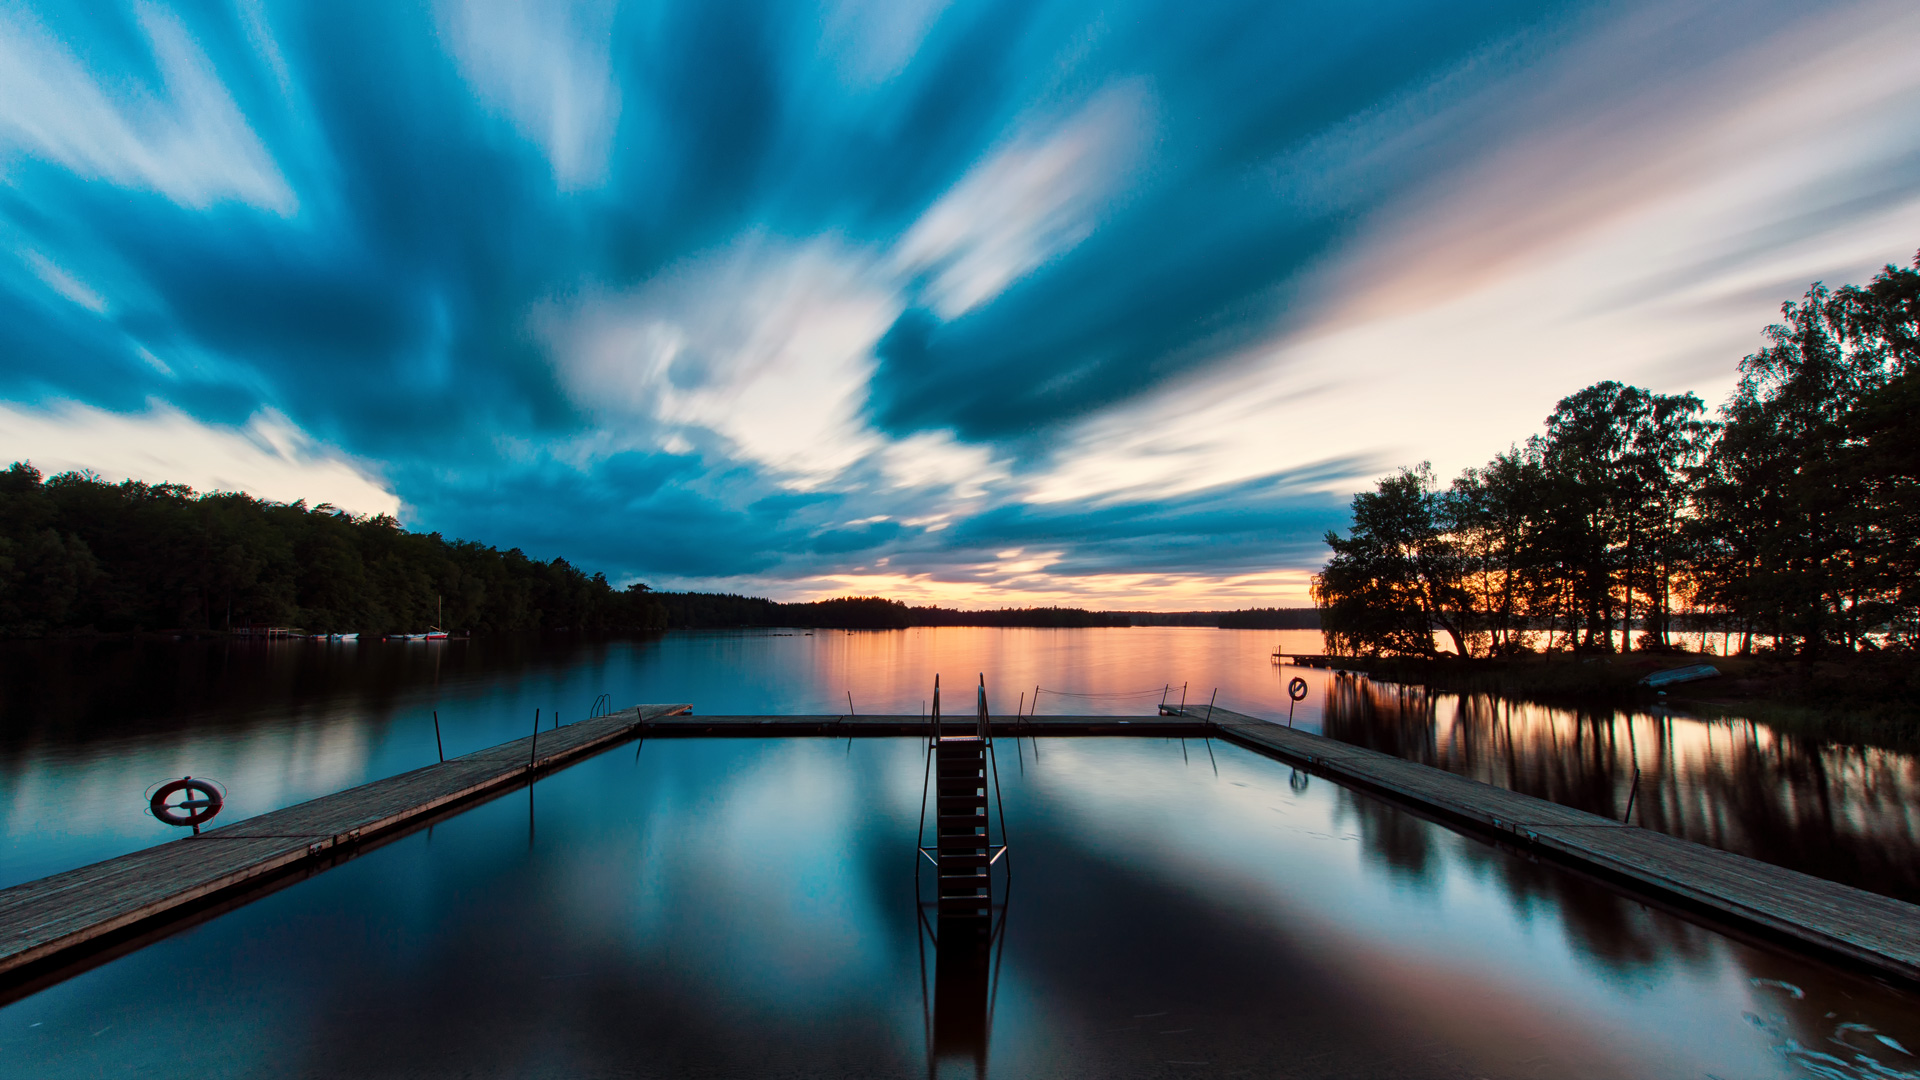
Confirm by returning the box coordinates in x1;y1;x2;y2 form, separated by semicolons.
1314;257;1920;659
0;464;669;637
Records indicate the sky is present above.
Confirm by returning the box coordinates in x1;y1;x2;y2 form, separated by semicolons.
1;0;1917;608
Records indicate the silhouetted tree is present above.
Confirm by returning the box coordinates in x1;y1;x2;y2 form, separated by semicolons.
1316;252;1920;659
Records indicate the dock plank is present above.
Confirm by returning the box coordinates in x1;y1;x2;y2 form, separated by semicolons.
0;703;689;979
1195;706;1920;984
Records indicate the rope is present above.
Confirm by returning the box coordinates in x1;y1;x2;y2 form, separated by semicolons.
1034;687;1176;698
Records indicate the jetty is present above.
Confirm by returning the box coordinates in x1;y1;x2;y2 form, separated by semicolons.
639;713;1210;736
4;700;1918;999
1183;705;1920;987
0;703;690;993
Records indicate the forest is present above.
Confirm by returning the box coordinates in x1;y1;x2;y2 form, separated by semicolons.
1314;256;1920;659
0;463;669;637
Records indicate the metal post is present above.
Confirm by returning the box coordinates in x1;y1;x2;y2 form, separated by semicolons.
1206;688;1217;725
432;710;444;763
530;708;540;768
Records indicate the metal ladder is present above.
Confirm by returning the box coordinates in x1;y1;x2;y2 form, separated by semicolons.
919;674;1008;918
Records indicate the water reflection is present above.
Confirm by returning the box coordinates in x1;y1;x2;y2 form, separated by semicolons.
5;630;1919;910
1319;678;1920;901
0;629;1315;889
12;738;1917;1078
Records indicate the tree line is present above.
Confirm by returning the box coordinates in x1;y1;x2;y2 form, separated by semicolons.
650;593;1135;629
0;464;668;637
1314;255;1920;659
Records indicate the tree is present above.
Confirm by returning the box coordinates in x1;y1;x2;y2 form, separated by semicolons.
1314;464;1469;657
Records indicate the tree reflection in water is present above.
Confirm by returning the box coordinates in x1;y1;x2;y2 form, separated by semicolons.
1330;779;1920;1080
1319;676;1920;902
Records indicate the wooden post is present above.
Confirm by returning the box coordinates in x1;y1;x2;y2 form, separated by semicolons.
432;710;444;763
530;708;540;768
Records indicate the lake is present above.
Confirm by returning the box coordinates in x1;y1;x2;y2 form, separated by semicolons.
3;628;1914;900
2;629;1918;1078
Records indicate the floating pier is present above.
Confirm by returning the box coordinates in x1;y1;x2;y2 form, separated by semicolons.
640;713;1210;736
5;699;1917;1000
0;703;690;991
1185;705;1920;987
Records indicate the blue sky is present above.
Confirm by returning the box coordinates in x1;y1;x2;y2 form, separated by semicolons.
1;0;1916;606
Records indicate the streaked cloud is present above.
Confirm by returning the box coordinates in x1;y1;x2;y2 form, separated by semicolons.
0;0;1914;604
895;83;1150;319
435;0;621;190
0;2;294;213
0;400;397;514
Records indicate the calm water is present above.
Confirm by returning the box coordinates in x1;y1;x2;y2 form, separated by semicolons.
5;736;1919;1079
3;628;1915;901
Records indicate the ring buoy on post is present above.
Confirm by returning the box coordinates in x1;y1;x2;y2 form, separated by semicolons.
150;777;224;833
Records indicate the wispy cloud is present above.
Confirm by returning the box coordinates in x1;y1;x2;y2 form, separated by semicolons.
0;2;294;213
0;399;396;514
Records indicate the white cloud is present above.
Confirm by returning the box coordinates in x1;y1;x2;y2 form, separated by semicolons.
894;83;1150;318
544;238;900;483
875;431;1003;497
0;400;398;516
21;250;106;313
0;2;294;213
814;0;951;87
436;0;621;191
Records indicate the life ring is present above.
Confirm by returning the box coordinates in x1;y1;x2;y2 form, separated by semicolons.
1288;677;1309;702
150;777;224;828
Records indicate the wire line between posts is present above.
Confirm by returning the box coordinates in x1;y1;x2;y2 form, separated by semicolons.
1032;686;1180;699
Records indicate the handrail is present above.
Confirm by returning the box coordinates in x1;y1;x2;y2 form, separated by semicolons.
930;673;942;746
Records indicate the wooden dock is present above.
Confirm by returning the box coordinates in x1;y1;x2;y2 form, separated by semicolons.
1186;705;1920;987
0;703;689;988
640;714;1210;736
1270;653;1347;668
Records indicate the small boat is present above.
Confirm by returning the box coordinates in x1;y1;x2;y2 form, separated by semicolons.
424;596;449;640
331;633;358;642
1640;663;1719;689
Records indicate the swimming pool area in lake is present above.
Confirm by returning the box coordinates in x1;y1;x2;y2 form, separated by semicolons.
4;735;1916;1079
